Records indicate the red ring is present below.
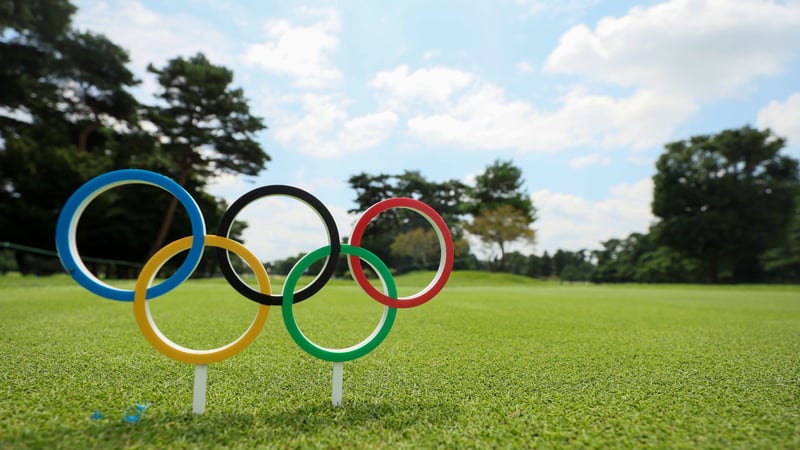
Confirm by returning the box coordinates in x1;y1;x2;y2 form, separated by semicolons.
348;197;454;308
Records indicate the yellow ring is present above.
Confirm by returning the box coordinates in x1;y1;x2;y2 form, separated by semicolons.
133;235;270;364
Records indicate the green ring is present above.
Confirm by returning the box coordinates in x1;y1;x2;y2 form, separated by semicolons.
282;244;397;362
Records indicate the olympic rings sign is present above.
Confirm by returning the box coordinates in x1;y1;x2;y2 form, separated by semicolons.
55;169;454;367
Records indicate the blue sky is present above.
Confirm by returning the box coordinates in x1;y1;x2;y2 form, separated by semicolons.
73;0;800;263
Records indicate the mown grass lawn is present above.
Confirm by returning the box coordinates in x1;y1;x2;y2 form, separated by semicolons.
1;272;798;448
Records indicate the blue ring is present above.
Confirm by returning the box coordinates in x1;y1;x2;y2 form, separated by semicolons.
55;169;206;301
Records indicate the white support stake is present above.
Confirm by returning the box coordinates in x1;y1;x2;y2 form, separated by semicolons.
193;364;208;415
332;362;343;407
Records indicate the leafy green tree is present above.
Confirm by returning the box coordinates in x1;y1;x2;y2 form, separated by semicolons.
349;170;467;228
590;234;652;283
1;0;143;272
461;160;537;272
390;228;440;271
552;250;568;278
396;171;468;231
468;159;536;222
0;137;109;273
760;191;800;282
145;53;270;254
1;5;251;277
634;245;701;283
465;205;535;271
560;265;581;283
571;250;595;281
269;252;324;277
347;172;399;269
0;0;75;123
590;231;702;284
1;2;138;143
348;170;469;272
549;249;594;282
652;126;799;283
540;251;553;278
591;238;624;282
526;253;541;278
56;30;139;151
503;251;530;276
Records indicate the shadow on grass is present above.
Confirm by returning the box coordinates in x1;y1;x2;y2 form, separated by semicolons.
3;400;461;447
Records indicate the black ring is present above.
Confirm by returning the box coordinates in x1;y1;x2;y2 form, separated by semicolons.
216;185;341;306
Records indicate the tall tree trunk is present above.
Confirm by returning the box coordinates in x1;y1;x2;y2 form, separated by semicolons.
78;122;101;152
497;241;506;272
703;257;719;284
14;250;29;275
148;166;190;257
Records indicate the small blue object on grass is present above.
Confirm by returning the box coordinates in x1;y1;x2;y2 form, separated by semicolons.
123;403;151;424
90;410;103;421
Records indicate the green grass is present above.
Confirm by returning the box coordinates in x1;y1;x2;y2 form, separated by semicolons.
1;272;799;449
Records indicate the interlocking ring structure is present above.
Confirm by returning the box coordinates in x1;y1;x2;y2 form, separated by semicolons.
56;169;454;365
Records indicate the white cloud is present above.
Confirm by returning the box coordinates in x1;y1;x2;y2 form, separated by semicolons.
338;111;400;153
290;172;342;194
244;8;342;89
367;64;696;153
516;61;536;74
515;0;548;16
369;0;799;155
406;84;696;152
570;152;610;168
531;178;654;253
74;0;237;96
515;0;600;21
422;50;438;61
544;0;800;98
274;94;398;158
205;172;251;202
757;92;800;146
369;65;475;110
117;0;157;25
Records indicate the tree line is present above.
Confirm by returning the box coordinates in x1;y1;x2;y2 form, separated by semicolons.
500;127;800;284
1;0;269;276
2;2;798;284
273;127;800;284
266;160;536;278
